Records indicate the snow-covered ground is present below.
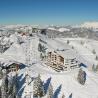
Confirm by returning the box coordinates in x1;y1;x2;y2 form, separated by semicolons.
55;38;98;66
1;32;98;98
18;64;98;98
0;34;40;65
47;27;70;32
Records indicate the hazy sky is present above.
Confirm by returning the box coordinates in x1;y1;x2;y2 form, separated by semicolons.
0;0;98;25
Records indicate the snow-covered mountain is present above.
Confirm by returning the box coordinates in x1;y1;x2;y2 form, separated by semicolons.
58;28;70;32
81;22;98;29
48;27;70;32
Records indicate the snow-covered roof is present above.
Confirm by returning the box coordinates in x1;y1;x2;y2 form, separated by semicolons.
56;49;77;59
47;39;77;59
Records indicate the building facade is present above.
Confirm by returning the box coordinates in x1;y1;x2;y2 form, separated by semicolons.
46;51;79;72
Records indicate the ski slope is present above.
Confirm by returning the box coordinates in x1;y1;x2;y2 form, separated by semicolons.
18;64;98;98
1;33;98;98
55;38;98;66
0;34;40;65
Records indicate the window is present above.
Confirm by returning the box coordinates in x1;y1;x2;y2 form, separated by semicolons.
59;56;64;64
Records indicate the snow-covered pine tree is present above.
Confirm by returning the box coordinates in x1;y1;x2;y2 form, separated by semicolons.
4;75;8;93
61;94;65;98
68;93;72;98
92;64;96;72
92;49;96;54
95;64;98;72
7;74;19;98
92;64;98;72
80;41;84;45
33;74;45;98
47;83;53;98
8;75;13;96
42;45;46;54
0;68;3;79
8;94;14;98
71;46;74;49
12;74;19;98
38;43;42;52
77;68;86;85
95;55;98;61
40;53;43;60
67;40;70;44
12;84;17;98
0;87;1;98
1;74;8;98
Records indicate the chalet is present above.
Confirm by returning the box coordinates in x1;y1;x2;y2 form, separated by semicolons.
1;63;20;73
46;51;79;72
8;63;20;72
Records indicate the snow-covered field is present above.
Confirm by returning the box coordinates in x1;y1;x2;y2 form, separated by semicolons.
55;38;98;66
19;64;98;98
1;32;98;98
0;34;40;65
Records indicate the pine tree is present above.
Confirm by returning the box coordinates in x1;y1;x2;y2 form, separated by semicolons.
12;84;17;98
77;68;86;85
67;40;70;44
1;74;8;98
80;41;84;45
38;43;42;52
0;87;1;98
33;74;45;98
7;74;19;98
61;94;65;98
47;83;53;98
0;69;3;79
12;75;18;98
40;53;43;60
95;64;98;72
72;46;74;49
92;64;96;72
95;55;98;60
8;94;14;98
8;75;13;96
92;49;96;54
68;93;72;98
92;64;98;72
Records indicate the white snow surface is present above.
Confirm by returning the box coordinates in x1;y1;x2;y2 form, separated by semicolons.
81;22;98;29
58;28;70;32
1;34;98;98
19;64;98;98
55;38;98;66
47;27;70;32
0;34;40;65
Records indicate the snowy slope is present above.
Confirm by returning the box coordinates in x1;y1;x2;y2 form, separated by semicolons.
0;34;40;64
1;32;98;98
18;64;98;98
48;27;70;32
56;38;98;66
3;43;26;63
